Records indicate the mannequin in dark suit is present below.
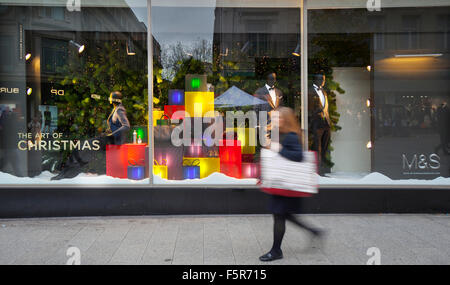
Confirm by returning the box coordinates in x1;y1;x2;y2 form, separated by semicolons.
254;73;284;141
254;72;283;113
308;74;332;171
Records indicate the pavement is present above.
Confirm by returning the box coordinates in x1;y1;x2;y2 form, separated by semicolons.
0;214;449;265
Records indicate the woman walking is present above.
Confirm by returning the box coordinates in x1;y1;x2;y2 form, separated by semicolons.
259;107;323;262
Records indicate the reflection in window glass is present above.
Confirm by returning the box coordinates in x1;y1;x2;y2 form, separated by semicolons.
0;1;149;184
152;1;302;184
308;5;450;184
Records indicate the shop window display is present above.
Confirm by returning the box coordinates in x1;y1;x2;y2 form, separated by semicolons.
0;1;150;184
308;3;450;185
151;1;302;184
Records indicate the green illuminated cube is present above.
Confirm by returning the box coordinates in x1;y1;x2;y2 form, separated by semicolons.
185;74;207;92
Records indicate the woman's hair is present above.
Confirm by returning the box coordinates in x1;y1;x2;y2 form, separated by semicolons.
276;106;303;146
110;91;123;103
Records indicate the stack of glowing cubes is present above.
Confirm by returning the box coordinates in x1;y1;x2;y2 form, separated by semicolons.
185;74;215;118
181;74;220;179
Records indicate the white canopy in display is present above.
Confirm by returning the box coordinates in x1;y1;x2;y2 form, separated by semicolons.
214;86;267;108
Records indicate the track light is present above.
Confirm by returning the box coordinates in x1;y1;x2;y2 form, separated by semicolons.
25;53;31;61
240;41;250;53
69;40;85;54
27;87;32;96
126;37;136;56
394;53;442;58
292;43;300;57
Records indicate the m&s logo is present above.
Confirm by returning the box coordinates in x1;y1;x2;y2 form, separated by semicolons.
402;154;440;172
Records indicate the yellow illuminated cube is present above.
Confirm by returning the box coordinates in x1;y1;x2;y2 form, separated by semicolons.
185;91;215;118
153;110;165;127
153;164;168;179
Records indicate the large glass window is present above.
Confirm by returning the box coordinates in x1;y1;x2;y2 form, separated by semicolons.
0;1;149;184
151;0;302;184
307;1;450;185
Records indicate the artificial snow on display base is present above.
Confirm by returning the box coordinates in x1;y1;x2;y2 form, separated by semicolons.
318;172;450;185
0;171;256;185
153;172;257;185
0;171;449;186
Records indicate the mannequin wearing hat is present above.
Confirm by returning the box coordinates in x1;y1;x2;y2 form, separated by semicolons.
51;91;130;180
105;91;130;145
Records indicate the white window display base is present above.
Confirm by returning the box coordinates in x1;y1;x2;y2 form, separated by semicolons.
0;171;449;186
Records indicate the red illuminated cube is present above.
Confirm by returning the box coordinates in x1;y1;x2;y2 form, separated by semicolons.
219;139;242;178
164;105;185;121
106;145;128;178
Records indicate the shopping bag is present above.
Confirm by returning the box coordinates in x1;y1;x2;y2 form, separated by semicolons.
154;114;175;142
260;148;318;197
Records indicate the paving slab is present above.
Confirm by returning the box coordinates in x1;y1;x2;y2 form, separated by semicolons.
0;214;448;265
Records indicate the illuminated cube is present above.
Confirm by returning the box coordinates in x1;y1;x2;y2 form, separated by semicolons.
219;139;242;179
153;110;165;127
153;159;168;179
241;162;260;179
164;105;185;121
168;89;185;105
185;74;207;92
185;91;215;118
182;157;220;179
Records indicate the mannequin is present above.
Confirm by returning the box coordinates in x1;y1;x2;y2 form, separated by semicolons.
308;74;332;172
254;72;284;140
106;91;130;145
254;72;283;112
51;91;130;180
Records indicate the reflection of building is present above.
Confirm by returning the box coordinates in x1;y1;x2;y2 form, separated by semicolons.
0;2;152;177
213;7;300;78
309;7;450;179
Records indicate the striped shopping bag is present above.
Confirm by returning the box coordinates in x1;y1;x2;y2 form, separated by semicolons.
259;148;319;197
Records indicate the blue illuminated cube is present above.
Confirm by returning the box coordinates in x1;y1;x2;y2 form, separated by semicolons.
168;89;185;105
127;165;145;180
183;165;200;179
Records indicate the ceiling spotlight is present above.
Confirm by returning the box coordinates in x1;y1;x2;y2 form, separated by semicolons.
394;53;443;58
126;37;136;56
27;87;32;96
69;40;85;54
292;43;300;57
366;65;371;72
25;53;31;61
240;41;250;53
